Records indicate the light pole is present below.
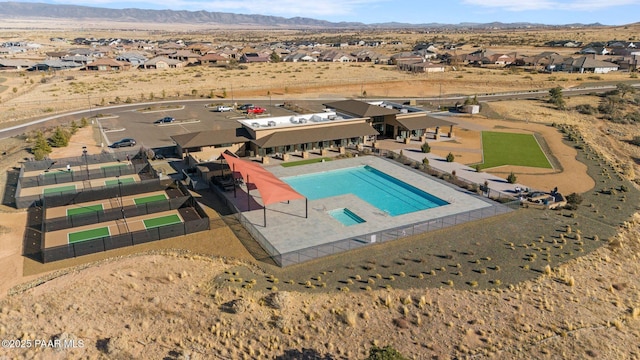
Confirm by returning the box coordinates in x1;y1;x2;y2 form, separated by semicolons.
88;95;92;119
82;146;89;180
116;175;124;216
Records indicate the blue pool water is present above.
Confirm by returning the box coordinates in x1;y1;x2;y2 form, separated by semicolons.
328;208;366;226
283;166;448;216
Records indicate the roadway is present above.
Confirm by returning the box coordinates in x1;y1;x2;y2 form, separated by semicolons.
1;83;638;142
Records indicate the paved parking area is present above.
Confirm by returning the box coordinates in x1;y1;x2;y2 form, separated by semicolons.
96;100;301;150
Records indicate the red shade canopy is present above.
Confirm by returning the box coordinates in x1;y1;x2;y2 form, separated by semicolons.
222;153;304;206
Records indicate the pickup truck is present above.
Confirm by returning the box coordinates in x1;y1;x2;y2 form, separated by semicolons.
213;105;233;112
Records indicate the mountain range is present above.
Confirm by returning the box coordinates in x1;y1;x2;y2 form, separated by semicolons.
0;1;606;29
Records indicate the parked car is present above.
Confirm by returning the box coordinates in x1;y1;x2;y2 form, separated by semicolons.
247;106;266;115
110;138;136;148
238;103;254;111
213;105;233;112
154;116;175;124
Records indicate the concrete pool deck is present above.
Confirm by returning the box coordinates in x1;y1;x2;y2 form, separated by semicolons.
220;156;512;266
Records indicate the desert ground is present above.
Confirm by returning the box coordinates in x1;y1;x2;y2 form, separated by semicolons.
1;25;640;359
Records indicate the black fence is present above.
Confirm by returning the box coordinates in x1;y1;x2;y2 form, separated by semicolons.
16;178;164;209
44;196;191;232
41;217;210;263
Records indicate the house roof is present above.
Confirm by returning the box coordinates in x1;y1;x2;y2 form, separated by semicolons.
323;100;399;117
87;58;126;67
252;123;378;148
396;115;456;131
572;56;619;69
171;128;251;149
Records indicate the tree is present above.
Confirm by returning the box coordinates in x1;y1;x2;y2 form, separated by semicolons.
70;120;79;134
50;126;70;147
548;86;565;110
366;345;408;360
420;142;431;153
616;83;635;99
269;51;281;63
80;117;89;128
446;152;455;162
507;172;517;184
31;131;51;160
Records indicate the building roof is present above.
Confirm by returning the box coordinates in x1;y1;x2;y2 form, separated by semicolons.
396;115;456;131
252;123;378;148
323;100;399;117
171;128;251;149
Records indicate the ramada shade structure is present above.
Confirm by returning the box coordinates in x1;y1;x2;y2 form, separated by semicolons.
222;153;307;226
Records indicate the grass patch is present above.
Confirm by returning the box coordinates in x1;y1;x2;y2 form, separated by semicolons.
133;194;167;205
281;157;332;167
480;131;552;169
143;214;182;229
105;177;135;186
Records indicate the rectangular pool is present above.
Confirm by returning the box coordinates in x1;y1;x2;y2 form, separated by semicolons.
283;165;448;216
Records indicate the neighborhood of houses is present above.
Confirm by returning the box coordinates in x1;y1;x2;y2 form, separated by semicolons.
0;37;639;74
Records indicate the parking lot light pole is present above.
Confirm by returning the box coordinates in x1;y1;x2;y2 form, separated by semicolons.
82;146;89;179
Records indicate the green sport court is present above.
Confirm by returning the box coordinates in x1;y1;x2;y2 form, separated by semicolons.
134;194;168;205
43;185;76;195
68;226;110;243
66;204;104;217
143;214;182;229
43;170;73;178
105;177;135;186
480;131;553;169
101;163;129;170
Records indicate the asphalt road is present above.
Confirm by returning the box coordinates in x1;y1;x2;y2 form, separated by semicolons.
1;84;638;144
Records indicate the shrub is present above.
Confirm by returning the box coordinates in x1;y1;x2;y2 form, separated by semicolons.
506;172;517;184
474;164;481;172
566;192;583;205
446;152;455;162
420;142;431;153
366;345;409;360
422;157;429;166
575;104;597;115
80;117;89;127
31;131;51;160
50;126;70;147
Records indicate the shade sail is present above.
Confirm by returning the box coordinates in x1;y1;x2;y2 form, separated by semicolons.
222;153;304;206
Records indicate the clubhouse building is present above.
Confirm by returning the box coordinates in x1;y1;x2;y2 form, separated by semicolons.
171;100;457;162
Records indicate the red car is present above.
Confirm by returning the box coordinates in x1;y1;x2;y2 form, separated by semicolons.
247;106;266;115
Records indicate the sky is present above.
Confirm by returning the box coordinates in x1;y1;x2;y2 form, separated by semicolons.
8;0;640;25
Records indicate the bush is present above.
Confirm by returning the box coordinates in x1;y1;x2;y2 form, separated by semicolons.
446;152;455;162
420;142;431;153
422;157;429;166
575;104;597;115
366;345;408;360
31;131;51;160
506;172;517;184
566;192;583;205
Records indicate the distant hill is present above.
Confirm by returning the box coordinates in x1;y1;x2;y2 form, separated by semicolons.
0;1;608;29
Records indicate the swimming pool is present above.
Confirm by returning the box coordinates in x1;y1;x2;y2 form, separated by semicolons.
283;165;448;216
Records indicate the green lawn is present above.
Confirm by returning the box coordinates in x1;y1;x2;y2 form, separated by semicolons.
134;194;168;205
43;185;76;195
66;204;104;217
143;214;182;229
480;131;552;169
281;157;332;167
105;177;135;186
68;226;110;243
44;170;72;178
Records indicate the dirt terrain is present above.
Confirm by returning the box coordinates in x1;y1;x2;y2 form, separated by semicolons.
1;25;640;359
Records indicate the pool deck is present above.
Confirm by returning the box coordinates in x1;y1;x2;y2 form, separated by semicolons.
221;156;507;262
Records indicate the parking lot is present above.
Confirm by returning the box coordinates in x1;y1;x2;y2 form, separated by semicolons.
96;100;322;153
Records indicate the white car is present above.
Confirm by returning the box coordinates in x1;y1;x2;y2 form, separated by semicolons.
213;105;233;112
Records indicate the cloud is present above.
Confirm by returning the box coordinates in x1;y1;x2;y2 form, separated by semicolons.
462;0;640;12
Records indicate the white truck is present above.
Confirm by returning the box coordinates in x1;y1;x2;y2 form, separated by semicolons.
212;105;233;112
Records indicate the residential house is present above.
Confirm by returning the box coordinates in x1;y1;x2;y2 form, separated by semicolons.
116;52;148;67
389;52;424;65
83;58;130;71
198;53;229;65
169;50;200;63
0;59;35;70
283;52;317;62
240;52;270;63
579;47;610;56
571;56;619;73
143;56;183;69
398;62;446;73
320;51;355;62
